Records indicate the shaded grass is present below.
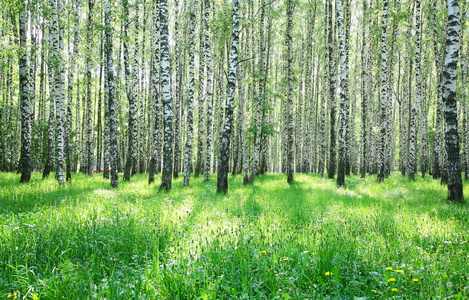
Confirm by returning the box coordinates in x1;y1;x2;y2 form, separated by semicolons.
0;171;468;299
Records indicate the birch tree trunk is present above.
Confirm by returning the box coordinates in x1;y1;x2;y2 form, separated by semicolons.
407;0;422;181
43;21;55;178
377;0;388;182
216;0;239;194
51;0;65;184
66;0;80;182
122;0;134;181
131;2;140;176
327;0;336;180
203;0;214;182
337;0;348;187
195;3;206;178
248;0;265;184
360;0;367;179
149;0;161;184
159;0;173;191
443;0;463;202
173;0;181;178
105;0;118;188
286;0;294;184
183;2;197;187
86;0;95;177
19;2;31;183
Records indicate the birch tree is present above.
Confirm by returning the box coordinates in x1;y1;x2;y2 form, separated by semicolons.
184;1;197;187
337;0;348;187
216;0;239;194
159;0;173;191
286;0;294;184
86;0;95;177
443;0;463;202
377;0;388;182
407;0;422;181
104;0;118;188
19;2;31;183
149;0;161;184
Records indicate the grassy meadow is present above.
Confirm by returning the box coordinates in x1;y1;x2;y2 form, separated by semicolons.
0;171;468;299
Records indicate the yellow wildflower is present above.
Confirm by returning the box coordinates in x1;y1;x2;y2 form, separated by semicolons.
459;250;464;254
371;290;377;293
261;250;267;255
391;288;398;292
7;291;18;298
282;258;289;261
364;228;368;230
388;278;396;282
173;254;178;258
386;233;391;236
325;272;333;276
386;267;393;271
413;279;419;282
396;269;403;273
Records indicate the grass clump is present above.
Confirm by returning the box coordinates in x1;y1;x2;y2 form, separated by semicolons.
1;172;468;299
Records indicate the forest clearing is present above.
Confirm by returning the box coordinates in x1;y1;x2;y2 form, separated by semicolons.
1;172;469;299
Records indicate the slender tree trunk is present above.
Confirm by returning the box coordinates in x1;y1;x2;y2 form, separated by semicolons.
65;0;80;181
443;0;463;202
183;2;197;187
327;0;336;180
86;0;95;177
96;40;103;175
105;0;118;188
407;0;422;180
204;0;214;182
337;0;348;187
19;3;31;183
377;0;389;182
172;0;181;178
43;25;55;178
248;0;265;184
216;0;239;193
286;0;295;184
159;0;173;191
360;0;367;179
122;0;134;181
149;0;161;184
195;3;206;178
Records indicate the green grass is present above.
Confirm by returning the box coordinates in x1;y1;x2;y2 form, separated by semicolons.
1;171;468;299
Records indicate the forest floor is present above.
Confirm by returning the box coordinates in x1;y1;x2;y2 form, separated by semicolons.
1;172;469;299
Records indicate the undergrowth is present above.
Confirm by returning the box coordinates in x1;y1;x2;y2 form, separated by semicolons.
0;172;468;299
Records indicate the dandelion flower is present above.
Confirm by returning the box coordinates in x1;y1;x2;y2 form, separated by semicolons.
261;251;267;255
282;258;289;261
388;278;396;282
386;233;391;236
386;267;393;271
364;227;368;230
371;290;377;293
396;269;403;273
325;272;333;276
7;291;18;298
413;279;419;282
391;288;398;292
173;254;178;258
459;250;464;254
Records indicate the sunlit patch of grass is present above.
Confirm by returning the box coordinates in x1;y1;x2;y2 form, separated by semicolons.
0;171;468;299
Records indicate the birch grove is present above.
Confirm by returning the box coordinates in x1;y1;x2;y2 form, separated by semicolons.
2;0;466;202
